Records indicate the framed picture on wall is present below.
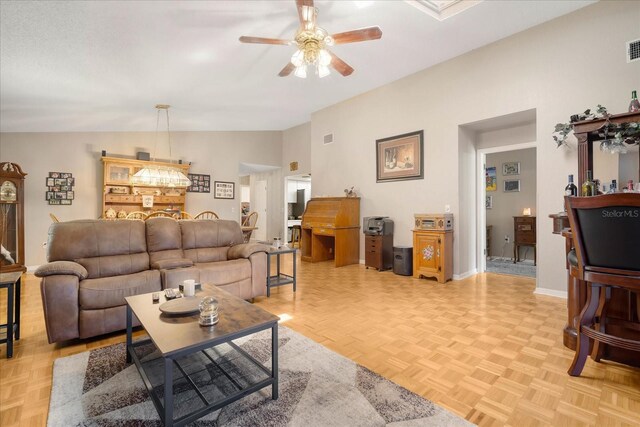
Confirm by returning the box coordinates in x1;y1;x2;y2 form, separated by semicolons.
485;195;493;209
214;181;235;199
375;130;424;182
485;167;497;191
504;179;520;192
502;162;520;176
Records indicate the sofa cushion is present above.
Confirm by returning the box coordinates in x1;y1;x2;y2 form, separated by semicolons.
151;258;194;270
146;217;184;264
79;270;161;310
35;261;88;279
47;220;149;279
180;220;244;263
196;258;251;286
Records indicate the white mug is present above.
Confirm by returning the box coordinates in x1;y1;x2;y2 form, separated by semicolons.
183;279;196;297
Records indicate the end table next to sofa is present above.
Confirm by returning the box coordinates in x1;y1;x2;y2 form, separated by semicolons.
0;271;22;358
266;247;297;297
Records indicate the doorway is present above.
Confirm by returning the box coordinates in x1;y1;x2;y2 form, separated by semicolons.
478;144;537;278
253;180;267;241
283;174;311;244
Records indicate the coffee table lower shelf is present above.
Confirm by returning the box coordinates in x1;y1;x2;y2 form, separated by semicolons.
126;329;278;427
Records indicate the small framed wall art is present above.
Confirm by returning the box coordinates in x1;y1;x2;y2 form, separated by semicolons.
187;173;210;193
376;130;424;182
502;162;520;176
214;181;235;199
46;172;74;205
485;167;497;192
485;195;493;209
504;179;520;192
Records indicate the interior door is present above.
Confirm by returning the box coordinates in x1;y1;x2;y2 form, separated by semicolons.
253;180;267;241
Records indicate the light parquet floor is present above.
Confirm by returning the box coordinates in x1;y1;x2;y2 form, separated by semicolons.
1;256;639;426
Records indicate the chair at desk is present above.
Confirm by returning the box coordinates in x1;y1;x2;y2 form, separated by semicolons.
565;194;640;376
241;211;258;243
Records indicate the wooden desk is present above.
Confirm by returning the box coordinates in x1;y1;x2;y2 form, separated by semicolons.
301;197;360;267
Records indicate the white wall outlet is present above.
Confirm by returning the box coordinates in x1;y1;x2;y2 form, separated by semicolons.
231;207;236;213
445;204;451;213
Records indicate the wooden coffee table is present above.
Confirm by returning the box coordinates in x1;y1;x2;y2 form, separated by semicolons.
125;285;279;427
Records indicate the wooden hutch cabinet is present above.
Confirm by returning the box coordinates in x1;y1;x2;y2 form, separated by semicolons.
101;157;190;216
554;111;640;368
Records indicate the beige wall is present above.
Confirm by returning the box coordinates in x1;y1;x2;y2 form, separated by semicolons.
309;1;640;292
486;148;537;261
282;122;311;177
0;131;282;267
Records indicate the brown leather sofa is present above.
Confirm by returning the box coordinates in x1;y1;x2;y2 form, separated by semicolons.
36;218;269;343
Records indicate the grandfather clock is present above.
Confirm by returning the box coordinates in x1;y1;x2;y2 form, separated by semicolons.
0;162;27;273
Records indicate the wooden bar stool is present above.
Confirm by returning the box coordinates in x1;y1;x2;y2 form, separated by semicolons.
565;194;640;376
291;225;301;248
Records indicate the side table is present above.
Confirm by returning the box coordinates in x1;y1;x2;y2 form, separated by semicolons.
0;271;22;358
266;247;297;297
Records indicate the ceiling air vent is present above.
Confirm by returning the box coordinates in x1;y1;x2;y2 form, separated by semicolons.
627;39;640;63
323;133;334;145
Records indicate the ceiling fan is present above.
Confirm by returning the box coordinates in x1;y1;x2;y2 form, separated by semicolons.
239;0;382;78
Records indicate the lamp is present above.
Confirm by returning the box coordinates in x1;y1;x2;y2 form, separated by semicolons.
290;23;334;78
131;105;191;188
523;208;532;216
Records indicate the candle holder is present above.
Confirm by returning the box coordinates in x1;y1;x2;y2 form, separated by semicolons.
198;296;219;326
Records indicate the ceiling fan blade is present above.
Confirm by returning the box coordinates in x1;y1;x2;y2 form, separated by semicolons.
279;62;296;77
239;36;291;45
331;26;382;45
328;51;354;77
296;0;316;29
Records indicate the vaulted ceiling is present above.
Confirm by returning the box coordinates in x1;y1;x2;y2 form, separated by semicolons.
0;0;594;132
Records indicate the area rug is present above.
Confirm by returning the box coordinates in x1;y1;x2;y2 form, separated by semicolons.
486;258;536;278
48;326;472;426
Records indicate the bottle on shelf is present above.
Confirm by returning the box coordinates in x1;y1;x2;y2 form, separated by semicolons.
611;179;617;193
581;170;596;196
629;90;640;112
594;179;603;195
565;174;578;196
626;180;635;192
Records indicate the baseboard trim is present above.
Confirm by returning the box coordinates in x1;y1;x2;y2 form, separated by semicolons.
453;269;477;280
534;287;567;299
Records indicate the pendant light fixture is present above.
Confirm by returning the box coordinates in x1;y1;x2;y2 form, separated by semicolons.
131;105;191;188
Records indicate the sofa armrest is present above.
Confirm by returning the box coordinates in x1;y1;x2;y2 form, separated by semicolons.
35;261;88;280
40;275;80;343
151;258;194;270
228;243;270;260
248;252;268;298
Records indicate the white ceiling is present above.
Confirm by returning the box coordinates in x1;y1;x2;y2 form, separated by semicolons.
0;0;594;132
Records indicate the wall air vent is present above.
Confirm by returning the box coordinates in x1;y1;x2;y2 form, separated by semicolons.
323;133;334;145
627;39;640;63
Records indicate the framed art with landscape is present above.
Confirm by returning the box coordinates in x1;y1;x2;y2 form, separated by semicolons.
376;130;424;182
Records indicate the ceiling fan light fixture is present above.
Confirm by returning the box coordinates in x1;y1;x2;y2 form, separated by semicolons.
318;64;330;78
291;49;305;67
318;49;331;66
294;65;307;78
